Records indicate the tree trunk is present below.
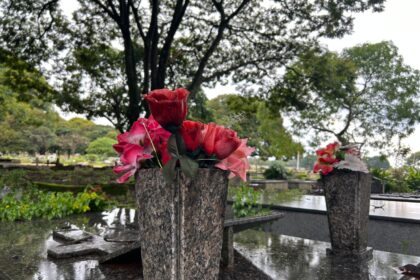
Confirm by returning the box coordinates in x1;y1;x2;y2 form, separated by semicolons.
120;4;140;127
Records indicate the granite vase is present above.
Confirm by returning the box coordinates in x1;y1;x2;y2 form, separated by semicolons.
135;168;229;280
321;170;372;259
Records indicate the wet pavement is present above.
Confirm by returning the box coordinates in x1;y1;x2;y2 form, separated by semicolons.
234;229;420;280
266;194;420;220
1;208;420;279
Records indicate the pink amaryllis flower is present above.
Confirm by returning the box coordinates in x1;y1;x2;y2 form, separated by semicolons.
113;116;170;183
113;144;153;183
215;139;255;181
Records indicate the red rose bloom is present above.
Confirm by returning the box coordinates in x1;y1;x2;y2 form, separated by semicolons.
144;88;189;131
203;123;241;160
180;121;204;152
313;162;334;175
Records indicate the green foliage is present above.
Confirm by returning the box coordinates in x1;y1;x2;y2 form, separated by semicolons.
406;151;420;167
0;169;31;190
371;167;420;192
1;0;385;128
207;94;302;159
86;137;117;157
365;155;391;169
405;167;420;190
232;184;267;218
0;169;112;221
256;102;304;160
270;42;420;149
0;187;111;222
264;161;290;180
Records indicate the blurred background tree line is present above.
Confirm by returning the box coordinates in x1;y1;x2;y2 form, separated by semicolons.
0;0;419;173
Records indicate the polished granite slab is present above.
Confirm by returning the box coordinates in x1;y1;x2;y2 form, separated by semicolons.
265;194;420;221
234;229;420;280
1;207;419;280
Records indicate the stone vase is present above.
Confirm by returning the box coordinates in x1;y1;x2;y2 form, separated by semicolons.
321;170;372;259
135;168;229;280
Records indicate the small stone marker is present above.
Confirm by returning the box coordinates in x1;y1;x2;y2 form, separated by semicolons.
47;210;284;268
48;228;140;260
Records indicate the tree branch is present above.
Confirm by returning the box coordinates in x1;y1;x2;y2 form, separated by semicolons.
91;0;120;23
156;0;189;87
129;0;146;41
149;0;160;89
187;0;251;95
337;106;353;138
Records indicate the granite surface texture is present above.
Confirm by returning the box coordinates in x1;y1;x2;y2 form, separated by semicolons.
136;168;229;280
322;170;372;258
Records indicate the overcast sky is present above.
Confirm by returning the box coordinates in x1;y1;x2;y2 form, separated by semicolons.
60;0;420;154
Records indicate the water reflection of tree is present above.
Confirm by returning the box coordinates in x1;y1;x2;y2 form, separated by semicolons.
235;230;329;279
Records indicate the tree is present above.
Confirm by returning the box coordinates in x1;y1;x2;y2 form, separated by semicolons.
86;137;118;157
1;0;385;128
207;94;302;159
256;102;304;160
406;151;420;168
365;155;390;170
269;41;420;150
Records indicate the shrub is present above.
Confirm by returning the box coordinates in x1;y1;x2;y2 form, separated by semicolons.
0;186;111;222
232;184;268;218
405;167;420;190
86;137;117;157
264;161;289;180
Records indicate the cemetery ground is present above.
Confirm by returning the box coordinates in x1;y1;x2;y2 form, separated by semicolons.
1;163;420;279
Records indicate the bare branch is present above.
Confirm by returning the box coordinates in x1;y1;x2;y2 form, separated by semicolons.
91;0;120;23
129;0;146;41
156;0;190;87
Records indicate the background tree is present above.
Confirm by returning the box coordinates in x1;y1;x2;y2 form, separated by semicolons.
207;94;303;159
86;137;118;157
1;0;385;129
406;151;420;168
269;41;420;150
365;155;391;170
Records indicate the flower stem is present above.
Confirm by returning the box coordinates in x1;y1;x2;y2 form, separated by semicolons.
142;123;163;169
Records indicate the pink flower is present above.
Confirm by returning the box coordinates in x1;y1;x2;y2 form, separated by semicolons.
313;142;341;175
202;123;242;160
215;139;255;181
313;162;334;175
113;144;153;183
113;116;171;183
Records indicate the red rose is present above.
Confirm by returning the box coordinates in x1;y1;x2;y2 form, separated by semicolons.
203;123;241;160
313;162;334;175
144;88;189;131
180;121;204;152
159;141;172;165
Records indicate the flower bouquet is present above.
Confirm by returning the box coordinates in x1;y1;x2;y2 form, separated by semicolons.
113;88;254;279
313;142;372;259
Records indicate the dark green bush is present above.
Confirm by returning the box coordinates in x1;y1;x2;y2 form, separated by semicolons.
264;161;289;180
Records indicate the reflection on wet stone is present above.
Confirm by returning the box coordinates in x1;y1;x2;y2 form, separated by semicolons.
234;229;420;280
327;257;369;280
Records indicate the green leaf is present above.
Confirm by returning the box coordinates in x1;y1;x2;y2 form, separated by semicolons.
179;157;199;178
167;133;186;158
162;158;178;183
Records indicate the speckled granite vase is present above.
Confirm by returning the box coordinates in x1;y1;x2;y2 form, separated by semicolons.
321;170;372;259
136;168;229;280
